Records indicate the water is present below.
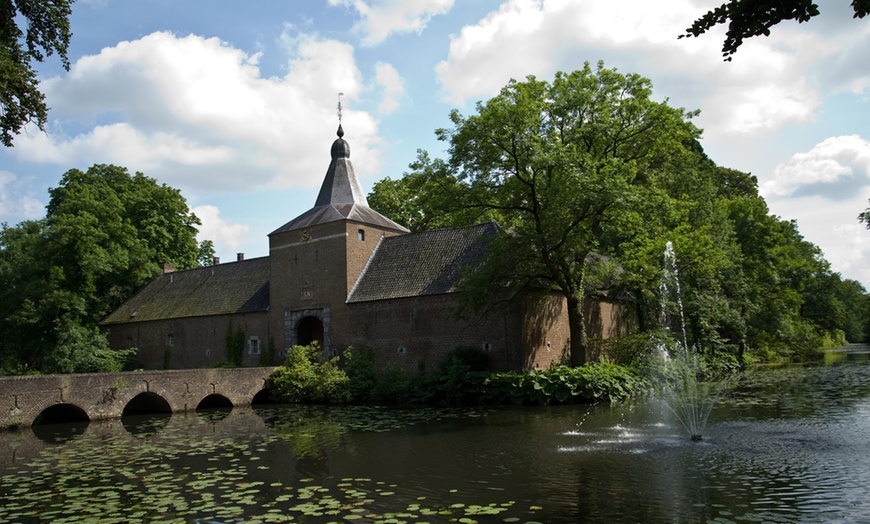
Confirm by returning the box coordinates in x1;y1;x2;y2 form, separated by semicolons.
1;348;870;523
658;240;727;441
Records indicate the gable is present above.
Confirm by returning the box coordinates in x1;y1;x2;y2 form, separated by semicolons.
102;257;270;324
347;222;498;303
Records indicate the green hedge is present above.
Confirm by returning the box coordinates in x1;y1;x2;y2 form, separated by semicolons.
268;345;647;406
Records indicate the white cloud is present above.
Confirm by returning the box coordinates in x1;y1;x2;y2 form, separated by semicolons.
766;190;870;286
374;62;404;113
193;204;250;253
329;0;454;46
0;171;44;221
11;31;384;194
433;0;855;141
829;222;870;284
762;135;870;197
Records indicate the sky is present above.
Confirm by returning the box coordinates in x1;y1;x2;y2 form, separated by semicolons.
2;0;870;285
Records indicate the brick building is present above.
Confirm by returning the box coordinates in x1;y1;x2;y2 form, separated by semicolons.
102;127;629;371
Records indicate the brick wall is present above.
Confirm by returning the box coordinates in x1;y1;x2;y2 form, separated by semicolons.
268;219;405;356
104;312;271;369
338;294;523;371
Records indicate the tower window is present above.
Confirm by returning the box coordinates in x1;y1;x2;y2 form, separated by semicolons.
358;229;365;241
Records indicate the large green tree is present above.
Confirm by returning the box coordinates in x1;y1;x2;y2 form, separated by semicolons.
370;65;867;364
0;0;74;146
0;164;204;373
682;0;869;60
431;62;702;365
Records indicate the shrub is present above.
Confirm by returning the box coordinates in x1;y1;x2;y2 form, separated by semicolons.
269;343;350;404
483;362;647;405
344;346;378;403
433;346;491;405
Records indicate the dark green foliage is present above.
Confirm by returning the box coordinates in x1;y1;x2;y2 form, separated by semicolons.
483;363;648;405
269;343;351;404
369;65;868;364
342;347;438;405
0;164;206;373
435;347;490;405
225;321;245;367
343;346;378;403
680;0;869;61
423;61;702;366
341;346;638;406
588;333;664;366
0;0;74;146
162;346;172;370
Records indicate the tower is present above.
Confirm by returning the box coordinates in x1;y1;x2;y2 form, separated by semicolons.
267;126;408;357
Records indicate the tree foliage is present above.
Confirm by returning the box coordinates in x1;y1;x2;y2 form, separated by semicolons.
430;61;701;365
859;200;870;229
370;63;869;364
0;0;74;146
0;164;205;373
681;0;870;60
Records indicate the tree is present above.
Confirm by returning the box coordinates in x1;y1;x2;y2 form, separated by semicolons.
681;0;869;60
435;62;701;365
197;239;216;267
859;200;870;228
0;0;74;146
0;164;205;373
368;150;495;233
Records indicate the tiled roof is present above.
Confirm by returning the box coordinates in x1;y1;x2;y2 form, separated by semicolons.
102;257;270;324
270;128;408;235
347;222;499;303
270;203;408;235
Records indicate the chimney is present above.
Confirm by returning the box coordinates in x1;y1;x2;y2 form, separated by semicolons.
161;262;176;274
237;253;245;262
213;256;220;265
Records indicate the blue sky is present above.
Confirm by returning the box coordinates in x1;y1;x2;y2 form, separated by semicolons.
2;0;869;285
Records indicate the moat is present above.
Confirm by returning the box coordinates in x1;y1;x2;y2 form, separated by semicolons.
1;346;869;523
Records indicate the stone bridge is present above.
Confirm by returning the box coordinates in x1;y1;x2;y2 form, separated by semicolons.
0;367;277;430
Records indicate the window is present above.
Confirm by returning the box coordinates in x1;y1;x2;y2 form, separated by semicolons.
168;334;174;347
249;336;260;356
358;228;365;241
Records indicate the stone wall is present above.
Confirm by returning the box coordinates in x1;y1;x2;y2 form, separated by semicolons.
0;367;276;430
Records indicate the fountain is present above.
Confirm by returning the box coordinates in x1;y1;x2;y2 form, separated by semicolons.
658;242;726;441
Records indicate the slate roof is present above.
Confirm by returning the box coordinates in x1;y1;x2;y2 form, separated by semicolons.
347;222;499;303
102;257;270;324
271;202;408;234
270;126;409;235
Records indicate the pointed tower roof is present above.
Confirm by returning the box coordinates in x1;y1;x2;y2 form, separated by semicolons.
270;126;409;235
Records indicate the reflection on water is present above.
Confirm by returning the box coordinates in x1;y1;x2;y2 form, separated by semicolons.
1;347;869;523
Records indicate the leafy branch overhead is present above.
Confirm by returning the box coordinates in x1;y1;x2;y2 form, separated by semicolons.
681;0;869;60
0;0;74;147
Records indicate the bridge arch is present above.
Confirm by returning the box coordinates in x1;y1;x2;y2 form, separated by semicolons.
196;394;233;410
33;403;90;425
123;392;172;416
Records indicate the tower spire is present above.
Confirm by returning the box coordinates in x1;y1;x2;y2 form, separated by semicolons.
336;92;344;137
